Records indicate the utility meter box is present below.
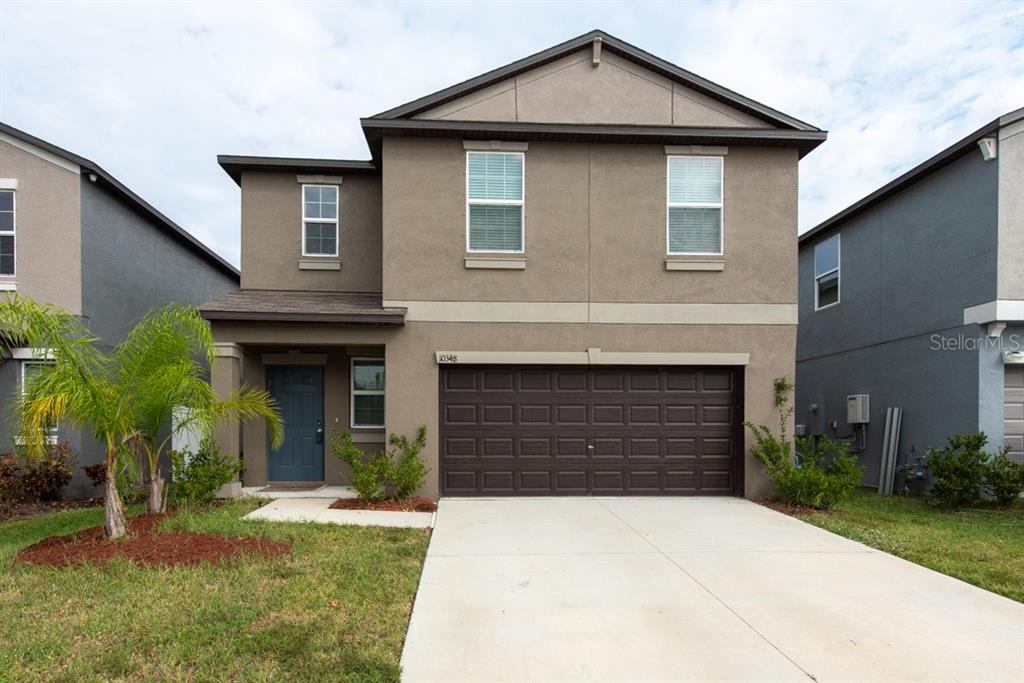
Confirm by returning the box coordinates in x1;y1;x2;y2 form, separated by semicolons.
847;394;870;424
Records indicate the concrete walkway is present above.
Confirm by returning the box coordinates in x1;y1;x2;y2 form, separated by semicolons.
401;497;1023;682
243;497;434;529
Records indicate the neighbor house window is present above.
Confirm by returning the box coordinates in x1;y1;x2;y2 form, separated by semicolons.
814;234;840;310
351;358;385;428
21;360;58;443
0;190;14;275
466;151;524;252
667;156;723;254
302;184;338;256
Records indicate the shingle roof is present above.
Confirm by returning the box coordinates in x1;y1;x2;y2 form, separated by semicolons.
198;289;406;324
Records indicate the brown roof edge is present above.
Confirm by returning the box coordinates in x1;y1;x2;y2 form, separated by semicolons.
199;310;406;325
0;121;239;280
370;29;821;132
360;118;828;158
799;106;1024;247
217;155;378;186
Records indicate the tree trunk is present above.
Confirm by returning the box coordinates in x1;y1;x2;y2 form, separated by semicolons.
103;457;127;540
147;471;166;514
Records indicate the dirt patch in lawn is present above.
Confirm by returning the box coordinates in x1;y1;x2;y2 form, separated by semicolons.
15;512;291;568
758;499;835;516
329;497;437;513
1;498;104;523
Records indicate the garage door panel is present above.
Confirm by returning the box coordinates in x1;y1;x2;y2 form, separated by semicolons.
1005;366;1024;463
440;366;741;496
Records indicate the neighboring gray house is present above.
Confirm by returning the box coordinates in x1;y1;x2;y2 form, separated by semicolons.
796;108;1024;488
0;122;239;496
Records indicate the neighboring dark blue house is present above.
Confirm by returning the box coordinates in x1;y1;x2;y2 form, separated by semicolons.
796;108;1024;488
0;121;239;496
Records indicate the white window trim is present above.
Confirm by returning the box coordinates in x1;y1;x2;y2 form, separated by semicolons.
20;360;58;445
665;156;724;256
0;189;15;277
814;234;841;311
301;184;339;258
350;357;385;429
465;150;526;254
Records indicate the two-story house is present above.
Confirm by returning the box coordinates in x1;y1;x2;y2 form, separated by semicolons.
0;121;239;495
796;108;1024;489
201;30;826;499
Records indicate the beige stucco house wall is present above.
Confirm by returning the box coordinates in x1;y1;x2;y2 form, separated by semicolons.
205;30;823;499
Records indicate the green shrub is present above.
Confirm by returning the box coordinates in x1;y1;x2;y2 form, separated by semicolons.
982;450;1024;507
330;426;430;501
169;440;240;506
771;436;863;509
745;378;863;509
388;426;429;499
330;431;390;501
926;433;991;507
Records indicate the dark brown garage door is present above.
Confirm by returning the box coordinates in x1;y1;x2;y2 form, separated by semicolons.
439;365;743;496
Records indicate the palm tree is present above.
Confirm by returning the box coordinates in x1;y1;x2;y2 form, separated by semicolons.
0;296;134;538
118;304;282;513
0;296;283;538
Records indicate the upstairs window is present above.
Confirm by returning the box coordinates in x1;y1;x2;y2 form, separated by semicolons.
351;358;385;428
466;151;524;252
0;190;14;275
302;185;338;256
667;156;723;255
814;234;840;310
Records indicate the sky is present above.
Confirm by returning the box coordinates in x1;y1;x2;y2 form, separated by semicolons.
0;1;1021;268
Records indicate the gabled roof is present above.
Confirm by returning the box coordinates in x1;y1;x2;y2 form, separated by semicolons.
218;155;378;186
0;121;239;280
799;107;1024;246
370;29;821;132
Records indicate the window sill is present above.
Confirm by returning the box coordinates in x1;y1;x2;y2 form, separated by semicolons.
665;259;724;272
298;259;341;271
0;281;17;291
464;257;526;270
349;431;386;444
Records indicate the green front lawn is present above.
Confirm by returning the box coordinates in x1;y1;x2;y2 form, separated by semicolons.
0;499;430;682
788;490;1024;602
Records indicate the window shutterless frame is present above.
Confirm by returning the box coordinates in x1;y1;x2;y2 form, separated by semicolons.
665;156;724;256
814;234;841;311
465;151;525;254
21;360;58;444
350;357;385;429
301;184;339;257
0;190;15;277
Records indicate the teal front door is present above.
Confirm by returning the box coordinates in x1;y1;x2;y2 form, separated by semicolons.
267;365;324;482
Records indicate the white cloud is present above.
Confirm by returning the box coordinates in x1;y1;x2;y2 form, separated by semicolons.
0;1;1020;266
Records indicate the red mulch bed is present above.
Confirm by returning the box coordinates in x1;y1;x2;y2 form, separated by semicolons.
758;499;834;516
0;498;105;522
15;512;291;569
329;497;437;513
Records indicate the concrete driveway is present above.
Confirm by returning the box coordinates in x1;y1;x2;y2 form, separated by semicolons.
401;497;1023;682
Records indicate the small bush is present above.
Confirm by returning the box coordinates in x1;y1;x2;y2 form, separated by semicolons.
82;462;106;488
771;436;864;509
169;441;240;506
982;450;1024;507
388;426;429;499
330;426;430;501
0;441;77;504
745;378;862;510
926;433;991;507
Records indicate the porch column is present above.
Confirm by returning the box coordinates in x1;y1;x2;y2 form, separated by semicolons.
212;342;243;498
